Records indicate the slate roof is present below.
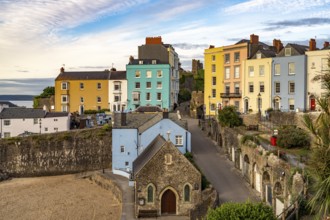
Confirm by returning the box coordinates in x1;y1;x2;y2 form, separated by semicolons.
288;43;309;55
0;108;46;119
128;59;166;65
133;135;167;176
135;106;163;113
110;71;126;80
45;112;69;118
0;108;69;119
252;49;276;59
113;112;188;133
0;101;17;107
55;71;111;81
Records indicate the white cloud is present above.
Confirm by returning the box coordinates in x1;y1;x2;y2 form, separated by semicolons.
224;0;330;14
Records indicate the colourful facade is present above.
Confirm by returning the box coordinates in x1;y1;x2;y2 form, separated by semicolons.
242;56;273;114
126;62;171;110
204;46;224;118
55;68;110;113
305;47;330;111
222;42;248;112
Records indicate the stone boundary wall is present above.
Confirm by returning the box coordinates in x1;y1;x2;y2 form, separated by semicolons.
189;187;218;220
86;172;122;204
0;128;112;178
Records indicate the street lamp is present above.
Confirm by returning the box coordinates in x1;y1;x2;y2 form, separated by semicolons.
208;95;211;120
258;93;261;114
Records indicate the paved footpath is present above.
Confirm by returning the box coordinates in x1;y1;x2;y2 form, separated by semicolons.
187;118;260;203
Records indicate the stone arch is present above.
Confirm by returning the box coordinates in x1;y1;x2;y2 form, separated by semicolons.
243;154;250;183
183;183;192;202
273;181;283;196
253;163;261;193
262;171;272;205
146;183;156;203
159;186;179;215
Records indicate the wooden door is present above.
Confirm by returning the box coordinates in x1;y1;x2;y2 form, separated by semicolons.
310;98;315;111
161;189;176;214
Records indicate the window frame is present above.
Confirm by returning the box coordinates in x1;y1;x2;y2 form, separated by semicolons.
175;135;183;146
135;82;141;89
234;66;240;78
275;82;281;94
135;70;141;78
80;82;84;90
146;81;151;89
259;65;265;76
97;82;102;89
146;70;152;78
157;70;163;78
249;82;254;93
248;66;254;77
97;96;102;103
4;120;10;126
288;62;295;75
212;89;216;98
184;184;191;202
225;67;230;79
224;54;230;64
61;82;68;90
146;92;151;101
157;92;162;101
157;81;162;89
289;81;295;94
212;77;216;86
260;82;265;93
274;64;281;75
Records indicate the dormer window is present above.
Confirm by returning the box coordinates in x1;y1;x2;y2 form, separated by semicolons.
152;60;157;64
139;60;143;64
256;53;261;59
165;154;172;165
285;48;291;56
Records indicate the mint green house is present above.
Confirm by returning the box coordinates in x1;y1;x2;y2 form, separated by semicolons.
126;59;171;110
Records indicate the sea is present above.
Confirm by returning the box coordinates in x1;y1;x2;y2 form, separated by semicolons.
10;100;34;108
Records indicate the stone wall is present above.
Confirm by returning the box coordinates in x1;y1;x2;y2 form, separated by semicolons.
189;187;218;220
0;128;112;177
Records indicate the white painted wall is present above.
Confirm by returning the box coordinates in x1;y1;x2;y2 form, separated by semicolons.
0;116;70;138
108;79;127;112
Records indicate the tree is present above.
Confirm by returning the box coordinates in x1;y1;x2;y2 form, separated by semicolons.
178;88;191;103
206;201;276;220
37;86;55;98
218;105;242;127
303;56;330;219
276;125;310;149
194;69;204;91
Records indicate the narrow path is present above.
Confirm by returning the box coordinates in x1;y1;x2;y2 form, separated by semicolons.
187;118;260;203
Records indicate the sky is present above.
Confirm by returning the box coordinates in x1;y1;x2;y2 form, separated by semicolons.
1;0;330;95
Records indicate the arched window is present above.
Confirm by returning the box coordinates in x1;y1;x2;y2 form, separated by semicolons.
165;154;172;165
147;185;154;203
184;184;190;202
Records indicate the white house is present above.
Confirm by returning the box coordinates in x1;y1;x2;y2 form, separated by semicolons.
0;107;70;138
0;101;17;112
108;70;127;112
112;111;191;177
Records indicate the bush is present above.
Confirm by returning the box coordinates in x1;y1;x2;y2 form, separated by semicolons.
218;106;243;127
240;135;259;145
84;109;110;114
207;201;276;220
178;88;191;103
277;126;310;149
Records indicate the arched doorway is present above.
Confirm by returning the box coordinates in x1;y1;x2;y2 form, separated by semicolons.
262;171;272;205
79;105;84;115
161;189;176;215
244;99;249;113
243;155;250;183
254;164;261;193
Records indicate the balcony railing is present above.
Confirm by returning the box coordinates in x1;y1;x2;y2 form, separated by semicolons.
220;92;241;98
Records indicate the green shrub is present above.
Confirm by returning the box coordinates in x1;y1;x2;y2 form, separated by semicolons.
84;109;110;114
218;105;242;127
240;135;259;145
277;126;310;149
207;201;276;220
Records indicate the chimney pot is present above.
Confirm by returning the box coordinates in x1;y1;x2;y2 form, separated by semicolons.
309;38;316;51
250;34;259;45
60;67;65;73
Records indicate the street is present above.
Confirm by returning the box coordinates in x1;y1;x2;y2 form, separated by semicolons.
187;118;260;203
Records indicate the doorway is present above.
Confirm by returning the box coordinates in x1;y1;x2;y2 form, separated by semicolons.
161;189;176;214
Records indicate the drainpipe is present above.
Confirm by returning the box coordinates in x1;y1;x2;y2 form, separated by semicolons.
0;117;2;138
185;131;188;152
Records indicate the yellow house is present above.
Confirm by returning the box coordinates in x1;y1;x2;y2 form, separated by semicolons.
204;46;224;118
242;50;275;114
55;67;110;114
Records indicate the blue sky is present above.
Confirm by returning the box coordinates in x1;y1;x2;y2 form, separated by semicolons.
1;0;330;94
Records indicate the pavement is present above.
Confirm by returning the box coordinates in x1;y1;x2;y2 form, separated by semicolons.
186;118;260;203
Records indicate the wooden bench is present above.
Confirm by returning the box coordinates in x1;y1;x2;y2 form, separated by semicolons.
138;209;158;218
246;124;259;131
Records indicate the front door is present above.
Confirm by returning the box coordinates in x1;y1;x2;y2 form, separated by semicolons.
161;189;176;214
310;98;316;111
244;99;249;113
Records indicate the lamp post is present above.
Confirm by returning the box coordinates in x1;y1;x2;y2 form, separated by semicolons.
258;93;261;120
208;95;211;120
258;93;261;113
39;118;42;134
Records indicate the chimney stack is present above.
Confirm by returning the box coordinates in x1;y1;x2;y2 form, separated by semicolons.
309;38;316;51
146;36;162;45
209;45;215;49
324;41;329;49
121;112;127;126
60;67;65;73
250;34;259;45
273;39;283;53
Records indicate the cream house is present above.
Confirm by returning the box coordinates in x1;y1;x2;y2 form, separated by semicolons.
306;45;330;111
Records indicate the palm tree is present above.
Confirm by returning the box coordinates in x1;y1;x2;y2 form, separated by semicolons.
303;56;330;219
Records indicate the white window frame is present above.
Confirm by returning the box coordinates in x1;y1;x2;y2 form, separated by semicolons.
275;82;280;94
259;65;265;76
97;82;101;89
132;92;140;101
234;52;240;62
212;89;216;98
234;66;240;78
146;92;151;101
212;77;216;86
135;71;141;78
135;82;140;89
146;70;152;78
285;48;291;56
175;135;183;146
212;64;216;73
275;64;281;75
249;82;254;93
157;93;162;101
225;67;230;79
157;81;162;89
4;120;10;126
61;95;68;104
224;54;230;64
288;63;295;75
97;96;101;103
289;82;295;94
248;66;254;77
157;70;163;78
80;82;84;89
61;82;68;90
146;82;151;89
